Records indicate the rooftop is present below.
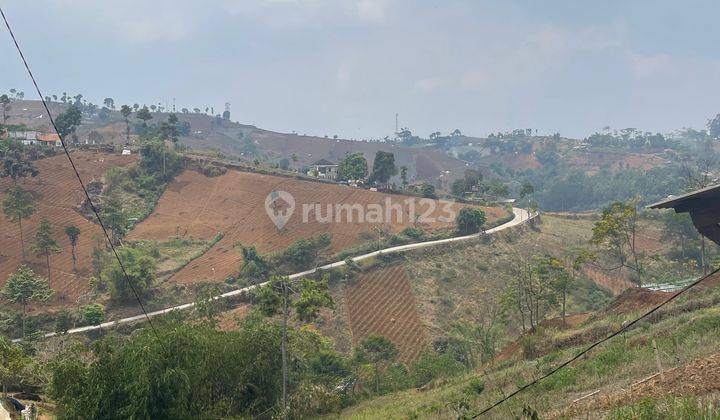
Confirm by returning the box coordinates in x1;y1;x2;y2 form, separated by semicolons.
650;183;720;246
311;158;337;166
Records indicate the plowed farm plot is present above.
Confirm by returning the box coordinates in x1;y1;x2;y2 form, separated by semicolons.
343;265;428;363
0;151;136;304
128;169;504;286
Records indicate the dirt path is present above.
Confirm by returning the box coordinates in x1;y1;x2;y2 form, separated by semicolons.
16;208;534;341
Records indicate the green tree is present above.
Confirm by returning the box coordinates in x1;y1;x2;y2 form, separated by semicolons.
159;114;180;145
48;318;346;419
81;304;104;327
0;337;31;395
98;107;111;122
463;169;482;191
64;225;81;271
661;211;699;259
31;218;62;281
273;234;332;272
2;265;53;337
120;104;132;143
0;94;10;124
0;140;39;183
54;105;82;141
257;275;334;417
2;185;36;256
54;310;74;335
338;152;368;181
136;106;153;132
451;179;466;198
456;207;486;235
103;246;156;302
369;151;397;187
421;182;436;198
400;166;408;190
501;259;558;333
591;201;643;282
103;97;114;109
139;137;181;179
101;195;128;245
279;158;290;170
239;244;269;283
449;317;502;368
354;335;398;394
519;182;534;201
193;284;222;326
538;256;571;324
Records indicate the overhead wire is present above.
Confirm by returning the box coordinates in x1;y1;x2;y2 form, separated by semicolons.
0;6;167;351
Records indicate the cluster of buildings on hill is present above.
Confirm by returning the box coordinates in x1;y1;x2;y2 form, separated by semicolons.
1;129;62;147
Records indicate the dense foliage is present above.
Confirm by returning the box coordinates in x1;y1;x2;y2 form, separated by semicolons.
48;317;348;419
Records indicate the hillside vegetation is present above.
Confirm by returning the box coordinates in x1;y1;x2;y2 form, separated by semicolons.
339;275;720;419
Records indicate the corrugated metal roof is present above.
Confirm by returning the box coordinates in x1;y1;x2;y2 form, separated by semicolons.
648;183;720;210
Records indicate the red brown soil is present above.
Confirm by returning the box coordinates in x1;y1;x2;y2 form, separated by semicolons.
542;312;592;329
602;287;675;315
0;151;136;304
696;270;720;291
128;169;504;286
583;266;635;296
343;265;428;364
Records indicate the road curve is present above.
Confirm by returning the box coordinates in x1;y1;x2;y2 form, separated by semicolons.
17;207;535;341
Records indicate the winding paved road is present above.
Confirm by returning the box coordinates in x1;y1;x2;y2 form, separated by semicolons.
18;207;535;341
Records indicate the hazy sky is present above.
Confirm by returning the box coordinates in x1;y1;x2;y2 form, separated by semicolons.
2;0;720;140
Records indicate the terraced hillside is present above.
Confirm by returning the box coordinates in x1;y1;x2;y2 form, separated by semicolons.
343;265;428;363
128;169;505;285
0;151;136;303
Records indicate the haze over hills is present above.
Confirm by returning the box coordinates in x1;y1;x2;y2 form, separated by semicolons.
4;1;720;417
1;91;719;418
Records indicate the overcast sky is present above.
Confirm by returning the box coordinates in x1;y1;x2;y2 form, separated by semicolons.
2;0;719;140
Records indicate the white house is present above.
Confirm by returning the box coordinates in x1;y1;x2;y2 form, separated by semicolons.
309;159;339;180
7;130;40;145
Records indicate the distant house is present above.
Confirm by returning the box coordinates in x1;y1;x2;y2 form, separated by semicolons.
7;130;40;145
309;159;339;180
37;133;62;147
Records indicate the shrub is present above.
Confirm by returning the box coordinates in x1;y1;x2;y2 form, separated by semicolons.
421;183;436;198
465;377;485;395
81;304;105;326
402;226;424;239
456;207;487;235
410;352;465;388
103;247;157;302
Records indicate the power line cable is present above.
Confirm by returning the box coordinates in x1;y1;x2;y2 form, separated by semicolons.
473;264;720;417
0;6;167;351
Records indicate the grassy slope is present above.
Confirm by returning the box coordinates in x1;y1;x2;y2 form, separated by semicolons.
326;213;697;358
339;282;720;419
333;215;711;418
